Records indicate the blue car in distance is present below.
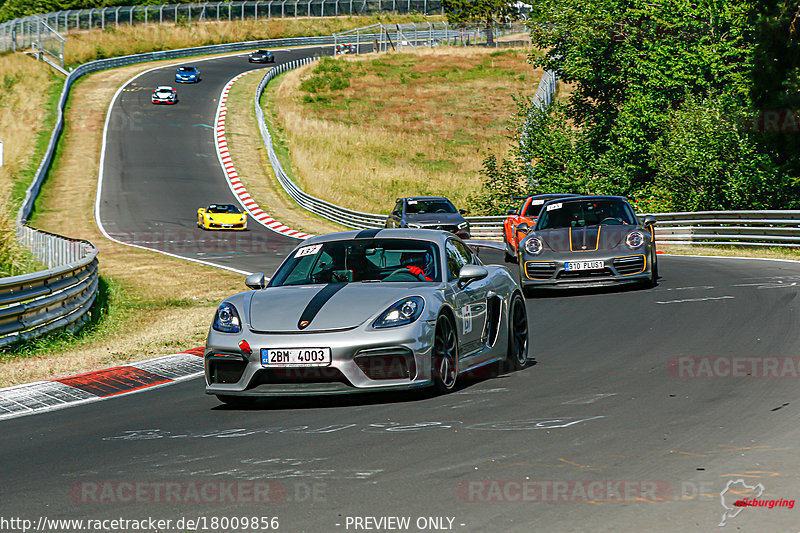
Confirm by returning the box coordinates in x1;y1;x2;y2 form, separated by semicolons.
175;65;201;83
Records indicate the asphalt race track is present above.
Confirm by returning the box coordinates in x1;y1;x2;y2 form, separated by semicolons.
96;48;325;274
2;52;800;532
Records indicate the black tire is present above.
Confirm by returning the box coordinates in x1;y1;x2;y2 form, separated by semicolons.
504;245;518;264
215;394;255;407
432;314;458;393
505;294;529;372
648;249;658;287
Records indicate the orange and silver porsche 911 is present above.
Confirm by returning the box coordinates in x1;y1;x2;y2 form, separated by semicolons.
503;194;580;262
197;204;247;231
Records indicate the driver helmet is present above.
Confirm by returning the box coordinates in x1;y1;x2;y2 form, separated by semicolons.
400;250;434;279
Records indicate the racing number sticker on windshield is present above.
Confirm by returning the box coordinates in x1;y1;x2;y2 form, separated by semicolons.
295;244;323;258
531;199;545;205
546;202;562;211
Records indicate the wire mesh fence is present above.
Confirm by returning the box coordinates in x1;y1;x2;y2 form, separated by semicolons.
0;0;445;53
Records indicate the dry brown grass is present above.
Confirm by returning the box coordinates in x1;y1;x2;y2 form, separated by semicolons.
272;46;541;214
64;15;437;65
225;71;347;235
0;54;59;276
1;55;247;387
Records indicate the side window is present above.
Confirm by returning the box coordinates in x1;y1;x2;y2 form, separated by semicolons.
445;240;470;281
453;240;477;265
393;201;403;215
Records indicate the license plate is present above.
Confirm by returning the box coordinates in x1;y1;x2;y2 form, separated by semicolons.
222;223;233;227
565;260;604;271
261;348;331;367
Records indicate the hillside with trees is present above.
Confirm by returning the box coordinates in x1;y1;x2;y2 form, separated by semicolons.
466;0;800;214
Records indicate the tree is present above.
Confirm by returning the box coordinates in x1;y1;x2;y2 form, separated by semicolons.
441;0;521;45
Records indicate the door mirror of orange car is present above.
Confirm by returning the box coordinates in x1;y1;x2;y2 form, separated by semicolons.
507;209;516;215
642;215;656;227
245;272;267;290
516;222;530;234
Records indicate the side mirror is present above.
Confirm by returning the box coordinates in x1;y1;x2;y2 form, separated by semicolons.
459;209;467;215
642;215;656;227
458;264;488;288
516;222;530;233
391;210;399;217
245;272;267;290
507;209;516;215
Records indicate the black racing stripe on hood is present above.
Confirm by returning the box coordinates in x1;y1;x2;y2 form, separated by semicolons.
355;229;381;239
570;226;600;251
297;283;347;330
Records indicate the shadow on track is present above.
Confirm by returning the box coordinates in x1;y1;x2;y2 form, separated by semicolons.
211;360;538;411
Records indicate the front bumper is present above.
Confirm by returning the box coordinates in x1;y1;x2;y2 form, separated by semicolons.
151;98;176;104
521;252;651;288
203;220;247;230
205;321;436;397
175;77;198;83
249;57;274;63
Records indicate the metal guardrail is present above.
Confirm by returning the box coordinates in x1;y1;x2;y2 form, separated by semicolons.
0;227;98;347
650;211;800;248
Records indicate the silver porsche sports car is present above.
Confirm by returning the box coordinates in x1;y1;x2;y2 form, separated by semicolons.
517;195;657;290
204;229;529;404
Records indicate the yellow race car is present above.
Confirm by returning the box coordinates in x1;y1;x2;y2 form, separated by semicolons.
197;204;247;230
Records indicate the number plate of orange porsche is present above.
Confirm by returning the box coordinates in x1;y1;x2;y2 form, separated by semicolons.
261;348;331;367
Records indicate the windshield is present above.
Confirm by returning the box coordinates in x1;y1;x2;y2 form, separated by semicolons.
522;198;548;218
536;199;636;230
178;67;196;72
269;238;441;286
405;199;457;215
208;205;240;214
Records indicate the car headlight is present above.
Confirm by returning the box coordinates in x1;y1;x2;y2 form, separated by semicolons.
373;297;424;329
407;223;422;229
208;216;215;222
213;302;241;333
524;236;543;255
626;230;645;249
458;222;469;230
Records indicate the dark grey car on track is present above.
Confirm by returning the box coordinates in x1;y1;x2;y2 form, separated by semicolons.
517;195;657;290
385;197;471;239
248;49;275;63
204;229;528;404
